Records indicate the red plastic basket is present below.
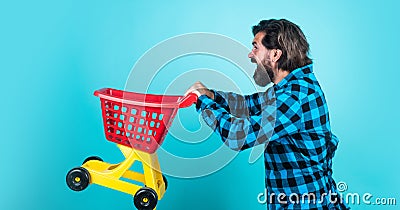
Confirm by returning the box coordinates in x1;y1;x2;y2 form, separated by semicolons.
94;88;198;154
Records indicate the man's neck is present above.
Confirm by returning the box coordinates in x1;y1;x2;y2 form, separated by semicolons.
273;69;290;84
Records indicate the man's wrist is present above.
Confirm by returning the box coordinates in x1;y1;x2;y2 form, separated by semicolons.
199;88;214;100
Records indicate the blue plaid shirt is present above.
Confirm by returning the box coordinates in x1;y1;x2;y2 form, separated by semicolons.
196;64;349;209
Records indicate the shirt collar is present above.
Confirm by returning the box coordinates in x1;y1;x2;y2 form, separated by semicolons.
274;64;313;89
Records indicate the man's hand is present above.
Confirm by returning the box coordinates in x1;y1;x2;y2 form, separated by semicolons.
184;81;214;99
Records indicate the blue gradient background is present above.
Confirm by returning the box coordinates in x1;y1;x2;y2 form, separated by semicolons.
1;1;399;209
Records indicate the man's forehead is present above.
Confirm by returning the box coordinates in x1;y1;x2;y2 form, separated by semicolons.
253;31;266;44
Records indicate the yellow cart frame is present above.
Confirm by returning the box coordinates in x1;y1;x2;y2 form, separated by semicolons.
83;145;166;199
67;144;166;209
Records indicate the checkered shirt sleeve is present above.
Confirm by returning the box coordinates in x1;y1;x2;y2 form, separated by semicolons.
196;88;303;150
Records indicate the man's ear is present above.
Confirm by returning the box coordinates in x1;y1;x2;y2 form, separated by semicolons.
272;49;282;63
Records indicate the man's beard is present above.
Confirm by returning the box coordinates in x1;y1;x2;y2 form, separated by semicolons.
253;63;274;87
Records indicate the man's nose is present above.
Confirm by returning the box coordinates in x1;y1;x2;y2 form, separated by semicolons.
248;52;257;63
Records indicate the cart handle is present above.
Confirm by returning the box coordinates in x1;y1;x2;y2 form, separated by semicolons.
178;93;198;108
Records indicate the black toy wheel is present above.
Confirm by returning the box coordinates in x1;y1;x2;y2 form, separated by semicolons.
133;187;158;210
66;167;90;191
82;156;103;164
162;174;168;191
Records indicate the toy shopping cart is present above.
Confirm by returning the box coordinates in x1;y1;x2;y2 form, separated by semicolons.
66;88;198;210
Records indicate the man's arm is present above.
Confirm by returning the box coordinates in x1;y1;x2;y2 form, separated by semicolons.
211;90;267;118
196;90;303;151
184;81;268;117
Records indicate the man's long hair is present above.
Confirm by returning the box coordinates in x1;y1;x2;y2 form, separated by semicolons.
252;19;312;72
